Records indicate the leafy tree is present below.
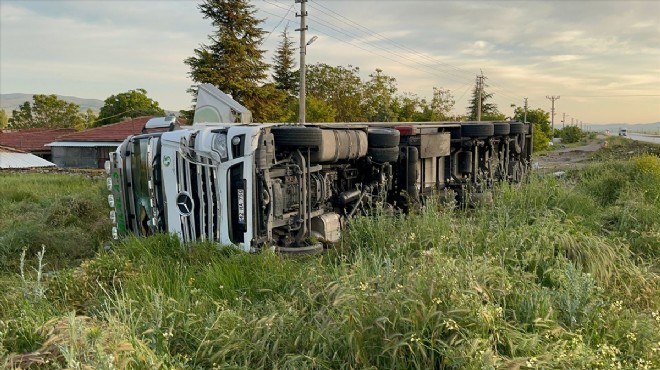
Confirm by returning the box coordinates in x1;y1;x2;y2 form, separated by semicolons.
272;27;297;94
533;129;550;151
513;106;552;149
556;126;585;144
244;83;289;122
306;63;364;122
418;87;455;121
362;69;398;122
283;96;336;123
0;109;8;128
8;95;83;129
97;89;165;126
185;0;283;122
82;108;97;129
466;81;504;121
392;93;421;122
514;107;551;136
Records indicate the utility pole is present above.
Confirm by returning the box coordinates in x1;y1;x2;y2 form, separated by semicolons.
546;95;560;136
476;71;486;121
523;97;528;123
562;112;566;129
296;0;308;124
571;117;574;126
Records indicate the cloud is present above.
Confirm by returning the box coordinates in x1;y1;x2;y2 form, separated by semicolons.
1;0;659;123
548;55;584;63
461;41;495;56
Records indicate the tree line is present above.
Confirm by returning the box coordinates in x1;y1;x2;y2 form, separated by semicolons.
3;0;584;151
3;89;165;130
181;0;510;124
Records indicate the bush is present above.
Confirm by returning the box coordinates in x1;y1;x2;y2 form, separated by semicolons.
533;124;550;151
556;126;585;143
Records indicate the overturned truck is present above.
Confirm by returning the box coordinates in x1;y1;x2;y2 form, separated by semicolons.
106;84;532;253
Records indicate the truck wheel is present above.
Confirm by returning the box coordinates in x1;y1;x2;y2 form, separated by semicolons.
271;127;324;148
368;128;400;148
276;243;324;256
461;123;494;137
493;122;510;136
368;146;399;162
509;122;526;135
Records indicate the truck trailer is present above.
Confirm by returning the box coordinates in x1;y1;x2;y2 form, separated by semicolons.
106;84;532;253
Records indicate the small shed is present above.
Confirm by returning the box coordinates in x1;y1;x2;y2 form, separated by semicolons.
0;145;56;169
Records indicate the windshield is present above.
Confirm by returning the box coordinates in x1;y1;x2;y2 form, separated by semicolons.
131;138;156;236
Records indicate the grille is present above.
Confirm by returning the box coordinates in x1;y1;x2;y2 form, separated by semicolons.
175;152;220;242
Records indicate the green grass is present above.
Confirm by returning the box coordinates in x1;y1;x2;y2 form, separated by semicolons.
0;173;110;273
1;148;659;369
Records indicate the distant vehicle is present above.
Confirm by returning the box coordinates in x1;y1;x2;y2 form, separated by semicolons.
619;128;627;136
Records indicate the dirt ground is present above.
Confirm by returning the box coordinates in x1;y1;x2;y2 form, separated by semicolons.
533;136;606;171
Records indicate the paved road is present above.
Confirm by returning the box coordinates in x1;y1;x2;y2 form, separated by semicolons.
626;133;660;145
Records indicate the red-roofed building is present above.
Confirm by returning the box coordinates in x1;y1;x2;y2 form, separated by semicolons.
47;116;186;168
0;128;76;161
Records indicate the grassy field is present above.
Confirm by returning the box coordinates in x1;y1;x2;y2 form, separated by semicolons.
1;138;659;369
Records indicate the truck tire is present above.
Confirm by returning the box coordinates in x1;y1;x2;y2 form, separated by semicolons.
368;128;400;148
368;146;399;162
271;127;324;148
405;147;419;199
461;123;494;137
493;122;510;136
509;122;526;134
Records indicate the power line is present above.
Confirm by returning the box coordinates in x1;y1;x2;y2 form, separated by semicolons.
308;0;523;103
260;1;524;112
262;2;473;91
262;2;294;44
309;0;474;78
266;0;473;88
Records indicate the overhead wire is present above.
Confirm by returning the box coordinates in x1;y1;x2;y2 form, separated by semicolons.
264;0;473;90
259;4;482;115
307;0;524;103
308;0;475;78
314;1;532;104
262;2;294;44
261;1;527;111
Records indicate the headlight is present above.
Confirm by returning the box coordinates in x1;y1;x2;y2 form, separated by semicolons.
212;133;228;159
106;177;113;191
110;210;116;224
104;160;111;174
112;226;119;240
108;194;115;208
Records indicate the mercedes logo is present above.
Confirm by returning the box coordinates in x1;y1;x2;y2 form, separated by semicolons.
176;192;194;216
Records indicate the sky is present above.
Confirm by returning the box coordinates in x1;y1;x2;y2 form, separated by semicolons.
1;0;659;124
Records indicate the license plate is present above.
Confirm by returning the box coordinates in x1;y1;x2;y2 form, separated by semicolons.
237;188;245;225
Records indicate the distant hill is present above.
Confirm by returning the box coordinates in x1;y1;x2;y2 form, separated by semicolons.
589;122;660;134
0;93;105;113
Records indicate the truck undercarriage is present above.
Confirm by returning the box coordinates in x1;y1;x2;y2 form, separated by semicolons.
106;85;532;253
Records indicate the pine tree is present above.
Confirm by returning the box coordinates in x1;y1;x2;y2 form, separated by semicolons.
272;27;297;94
466;81;503;121
185;0;283;121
